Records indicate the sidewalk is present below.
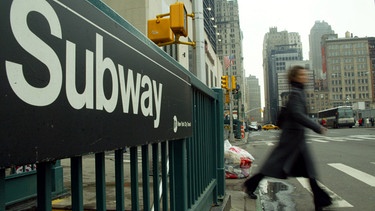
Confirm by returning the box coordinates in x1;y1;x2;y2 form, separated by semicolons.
52;154;140;210
52;135;262;211
223;180;260;211
223;136;260;211
52;155;261;211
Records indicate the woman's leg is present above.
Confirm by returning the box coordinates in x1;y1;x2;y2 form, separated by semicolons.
309;178;332;210
243;173;264;199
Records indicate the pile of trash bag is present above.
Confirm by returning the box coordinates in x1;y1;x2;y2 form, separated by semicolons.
224;140;255;179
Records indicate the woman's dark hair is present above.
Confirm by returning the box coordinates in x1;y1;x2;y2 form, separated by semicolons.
288;65;305;83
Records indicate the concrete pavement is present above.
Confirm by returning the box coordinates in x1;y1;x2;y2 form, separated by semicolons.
52;153;142;210
223;136;261;211
223;180;260;211
52;135;262;211
52;156;261;211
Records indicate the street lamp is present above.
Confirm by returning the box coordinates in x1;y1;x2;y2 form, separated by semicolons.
346;95;351;106
245;107;262;122
244;107;263;114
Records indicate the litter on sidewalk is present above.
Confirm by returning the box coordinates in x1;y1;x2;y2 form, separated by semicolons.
224;140;255;179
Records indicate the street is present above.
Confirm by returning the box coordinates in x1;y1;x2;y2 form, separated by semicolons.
236;127;375;211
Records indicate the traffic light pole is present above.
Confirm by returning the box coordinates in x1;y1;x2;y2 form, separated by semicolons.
192;1;206;84
229;74;234;142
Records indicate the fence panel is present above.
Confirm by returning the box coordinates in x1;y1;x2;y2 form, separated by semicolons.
0;0;225;210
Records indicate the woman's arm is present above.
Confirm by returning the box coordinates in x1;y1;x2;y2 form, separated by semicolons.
288;91;323;134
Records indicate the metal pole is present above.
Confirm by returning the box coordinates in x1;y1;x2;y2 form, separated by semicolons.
193;0;206;84
0;168;5;211
37;162;52;211
229;71;234;142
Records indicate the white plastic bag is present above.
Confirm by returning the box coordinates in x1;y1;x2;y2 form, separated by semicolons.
224;140;255;179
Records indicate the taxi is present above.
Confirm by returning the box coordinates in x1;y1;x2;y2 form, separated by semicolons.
262;124;280;130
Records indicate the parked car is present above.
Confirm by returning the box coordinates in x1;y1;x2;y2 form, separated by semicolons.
262;124;280;130
248;124;258;131
248;121;259;131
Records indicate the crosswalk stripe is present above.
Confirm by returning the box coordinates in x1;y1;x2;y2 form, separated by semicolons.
307;134;375;143
349;135;375;140
328;163;375;187
311;139;329;143
352;139;368;142
329;137;348;142
296;177;353;208
307;134;322;138
307;135;346;142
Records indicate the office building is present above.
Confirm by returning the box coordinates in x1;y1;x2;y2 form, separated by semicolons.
263;27;303;123
215;0;246;118
309;21;335;79
245;75;262;123
322;33;375;109
102;0;222;88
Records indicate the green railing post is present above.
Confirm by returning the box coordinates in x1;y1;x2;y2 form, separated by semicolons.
130;146;140;211
152;143;160;211
115;149;125;211
213;88;225;198
71;156;84;211
0;169;5;211
173;139;187;210
168;141;175;211
141;145;150;211
37;162;52;211
161;142;169;211
51;160;65;195
95;153;106;211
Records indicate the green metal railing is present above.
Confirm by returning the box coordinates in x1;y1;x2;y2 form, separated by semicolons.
0;162;65;208
0;0;225;210
0;88;224;211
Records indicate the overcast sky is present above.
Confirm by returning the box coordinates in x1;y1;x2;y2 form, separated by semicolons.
237;0;375;106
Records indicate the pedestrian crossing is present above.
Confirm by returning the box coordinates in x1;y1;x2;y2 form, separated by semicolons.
328;163;375;187
304;134;375;208
251;131;375;209
296;161;375;209
296;177;354;208
307;134;375;143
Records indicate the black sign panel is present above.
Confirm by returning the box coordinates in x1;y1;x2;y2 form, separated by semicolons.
0;0;192;167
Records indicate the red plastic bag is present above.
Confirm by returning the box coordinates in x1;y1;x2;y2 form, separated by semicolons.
224;140;255;179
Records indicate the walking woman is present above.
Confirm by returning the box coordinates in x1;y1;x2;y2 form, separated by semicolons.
243;66;332;210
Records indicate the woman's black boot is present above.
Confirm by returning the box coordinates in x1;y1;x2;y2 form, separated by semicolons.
309;178;332;210
242;173;264;199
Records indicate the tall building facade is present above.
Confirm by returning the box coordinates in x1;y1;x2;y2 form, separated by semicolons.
102;0;223;88
309;21;334;80
245;75;262;123
204;0;217;52
263;27;303;123
215;0;245;119
322;33;375;109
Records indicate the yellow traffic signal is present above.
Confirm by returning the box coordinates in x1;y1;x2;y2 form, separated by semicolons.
147;18;174;44
147;2;195;47
221;75;229;90
170;2;188;37
225;92;230;103
231;76;236;90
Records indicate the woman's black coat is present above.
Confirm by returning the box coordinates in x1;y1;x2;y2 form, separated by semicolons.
260;84;322;179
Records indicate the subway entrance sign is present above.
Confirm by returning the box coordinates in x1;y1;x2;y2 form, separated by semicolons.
0;0;192;167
